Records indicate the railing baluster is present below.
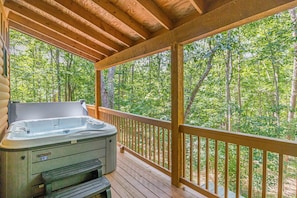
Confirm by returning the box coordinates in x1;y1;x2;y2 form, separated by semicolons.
149;124;151;161
153;125;156;163
197;136;200;186
125;118;128;146
133;120;136;151
142;122;144;156
278;154;283;198
262;150;267;198
248;147;253;198
163;128;165;168
137;121;140;153
225;142;229;198
183;132;186;178
128;119;131;149
236;145;240;198
190;135;193;181
145;123;147;158
158;126;160;165
167;129;171;170
214;140;218;194
206;138;209;190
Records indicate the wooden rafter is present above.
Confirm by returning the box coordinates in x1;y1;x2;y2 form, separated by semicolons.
23;0;122;52
54;0;133;47
8;13;103;61
4;0;111;57
189;0;205;14
136;0;173;30
92;0;151;40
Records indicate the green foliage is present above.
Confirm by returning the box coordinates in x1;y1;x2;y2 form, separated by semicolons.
103;51;171;120
10;30;95;104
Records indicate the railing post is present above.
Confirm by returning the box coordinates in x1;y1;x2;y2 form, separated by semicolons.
95;69;101;119
171;43;184;187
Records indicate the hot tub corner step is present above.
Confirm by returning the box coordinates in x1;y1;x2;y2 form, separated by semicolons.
45;176;111;198
42;158;102;183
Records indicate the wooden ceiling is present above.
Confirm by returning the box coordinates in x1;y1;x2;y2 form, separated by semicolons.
3;0;297;69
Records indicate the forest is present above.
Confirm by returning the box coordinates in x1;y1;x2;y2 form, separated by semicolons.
10;8;297;141
101;9;297;142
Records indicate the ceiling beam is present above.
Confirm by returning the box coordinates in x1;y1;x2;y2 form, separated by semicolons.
10;22;97;62
54;0;133;48
136;0;173;30
23;0;122;52
95;0;297;70
189;0;205;14
8;13;104;61
4;0;111;57
92;0;151;40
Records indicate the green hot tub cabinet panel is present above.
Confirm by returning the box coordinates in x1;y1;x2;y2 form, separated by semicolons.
0;135;116;198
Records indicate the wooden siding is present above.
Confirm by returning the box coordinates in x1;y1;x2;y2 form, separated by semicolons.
0;1;9;139
0;1;9;196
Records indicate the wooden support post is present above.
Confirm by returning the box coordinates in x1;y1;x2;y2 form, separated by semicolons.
171;43;184;187
95;69;101;119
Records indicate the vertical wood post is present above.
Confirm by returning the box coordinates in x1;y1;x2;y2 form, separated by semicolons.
95;69;101;119
171;43;184;187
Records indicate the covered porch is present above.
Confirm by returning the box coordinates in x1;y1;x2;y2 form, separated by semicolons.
1;0;297;197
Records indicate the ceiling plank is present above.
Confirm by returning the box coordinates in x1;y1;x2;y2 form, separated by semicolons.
9;22;97;62
54;0;133;47
23;0;122;52
95;0;297;70
92;0;151;40
136;0;173;30
4;0;111;57
8;13;104;61
189;0;205;14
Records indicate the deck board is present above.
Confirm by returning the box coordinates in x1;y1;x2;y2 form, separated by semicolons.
105;147;205;198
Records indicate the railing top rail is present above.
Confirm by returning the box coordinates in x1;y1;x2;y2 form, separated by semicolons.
99;107;171;129
181;124;297;157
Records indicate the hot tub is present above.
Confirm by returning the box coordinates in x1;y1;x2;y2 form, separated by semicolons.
0;102;117;198
1;116;116;149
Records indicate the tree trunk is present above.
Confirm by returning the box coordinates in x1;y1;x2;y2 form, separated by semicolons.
272;57;281;127
101;71;108;107
237;54;241;132
66;54;73;101
55;49;61;102
225;31;233;131
265;33;280;127
107;67;115;109
288;8;297;127
184;43;217;119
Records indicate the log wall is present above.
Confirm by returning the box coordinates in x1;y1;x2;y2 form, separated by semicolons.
0;3;9;138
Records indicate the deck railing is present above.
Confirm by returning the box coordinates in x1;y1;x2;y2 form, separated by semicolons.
180;125;297;198
98;107;172;176
87;105;297;198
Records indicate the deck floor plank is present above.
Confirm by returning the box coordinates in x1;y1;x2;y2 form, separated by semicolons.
118;157;177;198
105;148;205;198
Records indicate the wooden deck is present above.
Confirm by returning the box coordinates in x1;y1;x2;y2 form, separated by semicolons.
104;147;205;198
